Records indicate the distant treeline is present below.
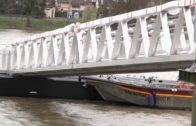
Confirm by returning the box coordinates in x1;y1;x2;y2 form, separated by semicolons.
97;0;172;18
0;0;173;19
0;0;46;18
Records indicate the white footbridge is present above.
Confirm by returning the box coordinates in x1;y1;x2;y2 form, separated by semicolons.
1;0;196;76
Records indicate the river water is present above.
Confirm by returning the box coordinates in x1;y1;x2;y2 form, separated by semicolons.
0;29;191;126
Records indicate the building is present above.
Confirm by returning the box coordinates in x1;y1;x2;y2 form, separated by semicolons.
55;0;94;19
55;0;70;12
45;0;56;18
45;7;56;18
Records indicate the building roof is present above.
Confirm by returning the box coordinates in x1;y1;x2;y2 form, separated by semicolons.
71;0;81;8
45;0;55;7
55;0;93;11
56;0;92;5
56;0;69;3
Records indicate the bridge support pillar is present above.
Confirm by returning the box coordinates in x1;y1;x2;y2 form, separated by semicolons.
179;70;196;126
192;89;196;126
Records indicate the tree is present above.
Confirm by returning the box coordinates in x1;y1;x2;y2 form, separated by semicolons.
0;0;46;27
98;0;158;18
0;0;6;14
21;0;46;27
0;0;21;15
81;5;97;22
110;0;156;15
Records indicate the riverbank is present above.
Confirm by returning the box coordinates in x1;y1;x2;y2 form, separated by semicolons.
0;16;75;31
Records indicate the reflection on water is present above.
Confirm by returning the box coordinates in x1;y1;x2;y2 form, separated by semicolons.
0;97;191;126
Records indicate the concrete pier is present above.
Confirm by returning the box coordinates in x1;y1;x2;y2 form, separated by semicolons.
192;90;196;126
179;70;196;126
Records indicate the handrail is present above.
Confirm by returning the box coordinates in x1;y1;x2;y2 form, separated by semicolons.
3;0;195;46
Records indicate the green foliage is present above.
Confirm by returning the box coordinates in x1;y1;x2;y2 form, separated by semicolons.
0;0;46;18
98;0;158;18
0;16;72;31
55;11;67;18
21;0;46;18
81;5;97;23
0;0;23;15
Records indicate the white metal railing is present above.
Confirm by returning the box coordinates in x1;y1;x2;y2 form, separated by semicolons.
0;0;196;75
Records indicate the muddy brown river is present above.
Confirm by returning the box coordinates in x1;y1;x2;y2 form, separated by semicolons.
0;97;191;126
0;29;192;126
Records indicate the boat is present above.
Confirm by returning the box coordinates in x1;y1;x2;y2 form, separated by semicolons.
83;75;194;109
0;75;102;100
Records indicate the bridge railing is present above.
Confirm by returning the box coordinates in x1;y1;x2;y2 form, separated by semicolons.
0;44;10;71
1;0;196;73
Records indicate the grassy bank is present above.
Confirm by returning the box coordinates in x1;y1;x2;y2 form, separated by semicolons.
0;16;75;31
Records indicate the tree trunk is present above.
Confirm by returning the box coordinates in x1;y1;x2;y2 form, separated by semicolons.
26;16;32;27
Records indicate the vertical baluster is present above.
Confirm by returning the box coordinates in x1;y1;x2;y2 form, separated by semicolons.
16;44;22;69
184;7;194;53
53;36;59;66
57;34;66;65
171;9;184;54
64;33;71;65
81;29;91;63
27;41;37;68
68;35;78;64
37;38;44;67
46;37;55;66
140;17;150;57
90;28;97;62
112;22;124;60
148;15;161;56
96;25;107;61
20;43;26;69
160;11;172;55
121;21;131;59
105;24;113;60
129;18;142;58
75;30;83;63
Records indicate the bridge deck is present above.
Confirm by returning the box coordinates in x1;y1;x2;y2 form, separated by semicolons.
10;54;195;76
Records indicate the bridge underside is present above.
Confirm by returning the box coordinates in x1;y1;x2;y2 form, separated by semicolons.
10;54;194;77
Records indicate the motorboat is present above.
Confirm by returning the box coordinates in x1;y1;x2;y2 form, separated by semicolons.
83;75;194;109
